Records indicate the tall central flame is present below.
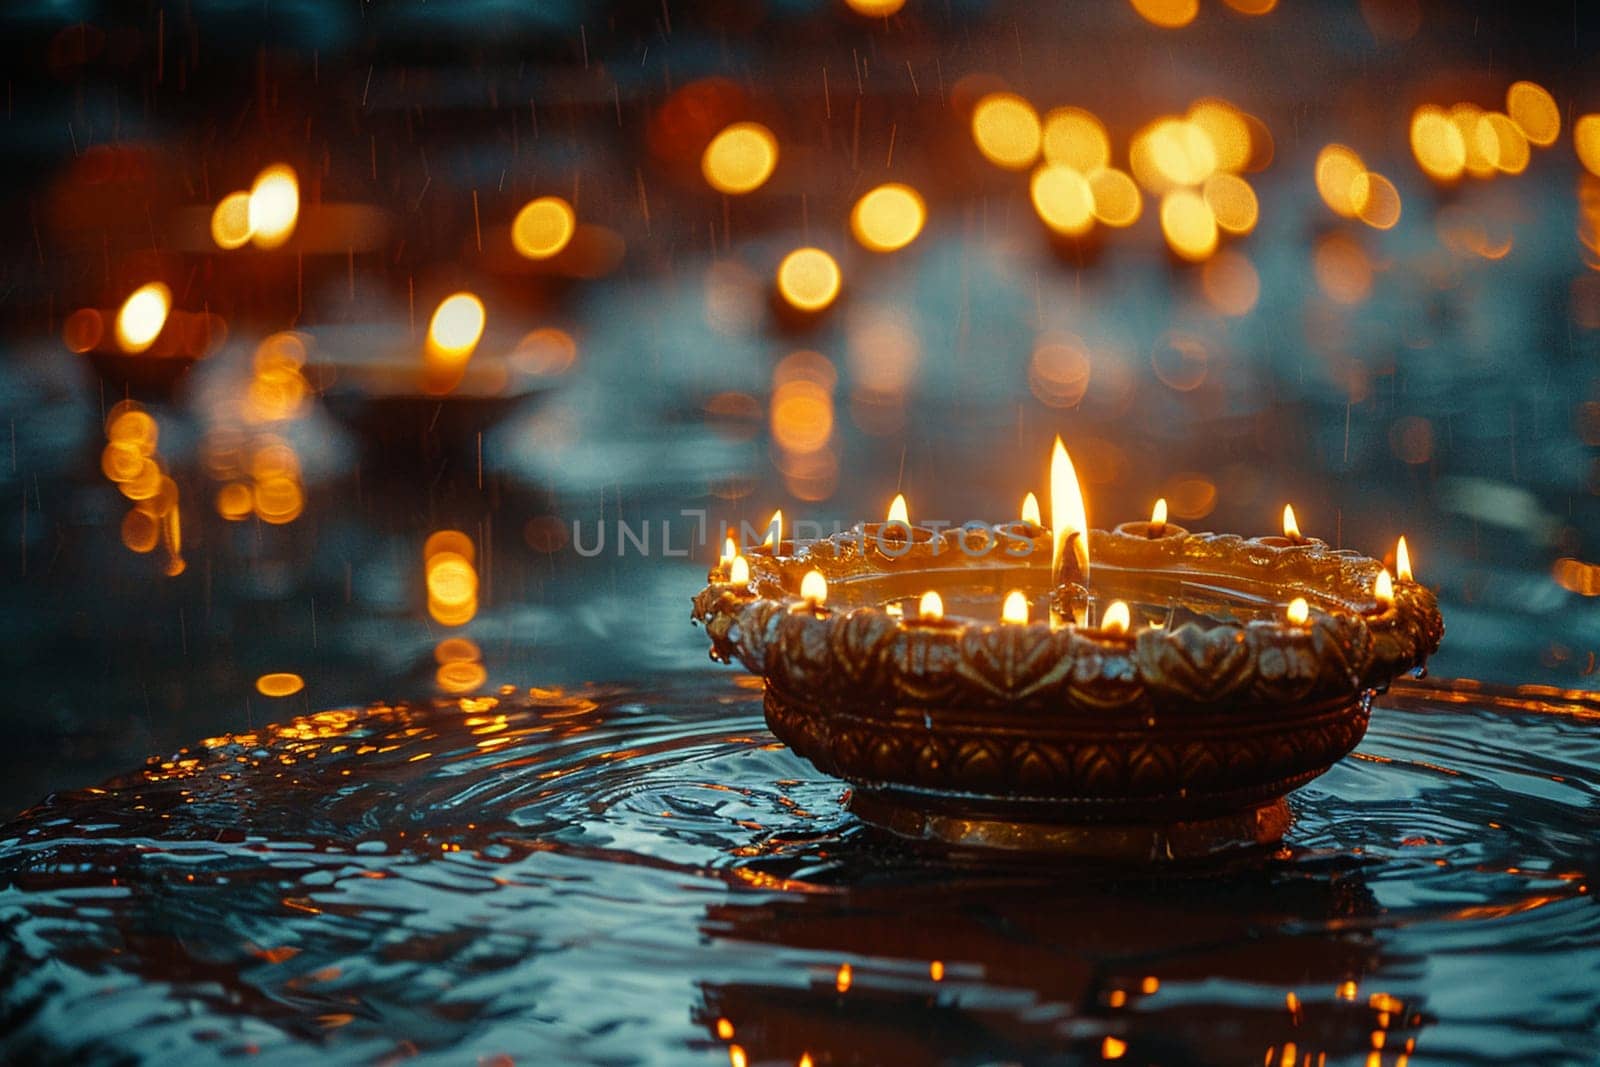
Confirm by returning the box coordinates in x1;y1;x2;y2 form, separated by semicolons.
1050;436;1090;585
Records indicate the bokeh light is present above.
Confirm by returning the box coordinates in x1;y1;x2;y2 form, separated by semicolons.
1041;108;1110;173
1159;190;1218;261
850;183;926;252
1352;172;1402;229
1088;169;1143;227
1476;112;1530;175
428;292;487;359
1410;106;1466;181
210;191;253;249
1314;144;1367;218
512;196;577;259
1030;164;1095;236
1506;81;1560;147
776;248;842;312
247;163;299;249
1129;0;1198;29
1577;115;1600;178
115;282;171;353
1201;172;1258;235
1200;249;1259;316
701;122;778;194
1187;99;1252;173
843;0;906;14
971;93;1041;170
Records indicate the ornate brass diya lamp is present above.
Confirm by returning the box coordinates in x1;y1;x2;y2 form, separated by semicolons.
692;441;1443;860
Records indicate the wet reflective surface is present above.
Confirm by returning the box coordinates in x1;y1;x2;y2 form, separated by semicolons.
5;0;1600;1061
1;677;1595;1064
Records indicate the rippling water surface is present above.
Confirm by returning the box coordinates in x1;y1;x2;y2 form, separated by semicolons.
1;677;1596;1065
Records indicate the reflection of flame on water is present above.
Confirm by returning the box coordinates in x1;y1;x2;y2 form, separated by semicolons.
436;636;487;695
427;530;480;626
102;401;184;574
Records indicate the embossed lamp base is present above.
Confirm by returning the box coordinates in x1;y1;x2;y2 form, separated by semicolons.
849;791;1293;859
694;524;1443;860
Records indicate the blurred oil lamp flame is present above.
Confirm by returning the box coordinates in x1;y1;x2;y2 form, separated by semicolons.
424;293;487;393
728;555;750;586
1396;536;1413;582
721;535;737;564
800;569;827;608
715;1018;734;1040
1375;569;1395;608
247;163;299;250
887;493;909;524
1151;497;1168;533
428;292;487;359
1287;597;1310;626
834;963;852;993
1001;589;1029;624
919;590;944;621
1102;600;1132;635
1102;1035;1127;1060
728;1045;747;1067
1283;504;1301;541
1021;491;1041;526
763;509;782;546
1050;436;1090;586
115;282;171;353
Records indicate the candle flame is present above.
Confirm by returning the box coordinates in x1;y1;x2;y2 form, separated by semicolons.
729;556;750;585
1001;590;1029;624
1100;601;1139;633
115;282;172;354
1396;536;1413;582
1050;437;1090;584
1151;498;1168;528
764;509;783;546
887;493;909;524
800;569;827;607
1021;491;1041;526
1374;569;1394;606
721;535;737;564
1102;600;1131;635
919;590;944;621
1283;504;1301;540
1286;597;1309;625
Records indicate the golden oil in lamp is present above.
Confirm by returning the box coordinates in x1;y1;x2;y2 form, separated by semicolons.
692;440;1443;860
